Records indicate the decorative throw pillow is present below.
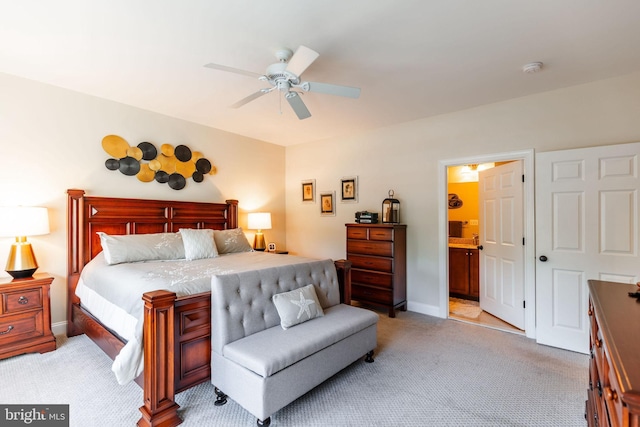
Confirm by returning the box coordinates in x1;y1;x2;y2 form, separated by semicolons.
97;232;185;265
272;284;324;330
179;228;218;260
213;228;253;254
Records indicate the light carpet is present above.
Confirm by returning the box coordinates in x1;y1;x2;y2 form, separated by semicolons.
0;311;588;426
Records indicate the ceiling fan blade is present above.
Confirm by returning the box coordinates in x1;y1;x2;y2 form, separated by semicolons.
302;81;361;99
231;90;269;108
284;45;319;77
285;92;311;120
204;63;263;79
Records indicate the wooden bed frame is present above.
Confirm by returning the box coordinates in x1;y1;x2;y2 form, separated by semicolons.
66;189;352;426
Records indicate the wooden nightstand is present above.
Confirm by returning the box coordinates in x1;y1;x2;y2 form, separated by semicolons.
0;273;56;359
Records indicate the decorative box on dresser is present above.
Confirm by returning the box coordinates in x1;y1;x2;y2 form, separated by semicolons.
0;273;56;359
586;279;640;427
345;223;406;317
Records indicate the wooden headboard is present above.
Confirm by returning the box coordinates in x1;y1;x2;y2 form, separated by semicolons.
66;189;238;306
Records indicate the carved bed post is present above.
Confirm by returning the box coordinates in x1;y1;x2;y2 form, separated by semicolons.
67;189;85;337
334;259;352;304
138;290;182;427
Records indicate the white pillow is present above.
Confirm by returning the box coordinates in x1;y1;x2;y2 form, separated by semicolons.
213;228;253;254
179;228;218;260
97;232;185;265
272;284;324;330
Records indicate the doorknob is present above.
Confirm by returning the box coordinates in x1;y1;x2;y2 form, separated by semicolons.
539;255;548;262
477;245;483;250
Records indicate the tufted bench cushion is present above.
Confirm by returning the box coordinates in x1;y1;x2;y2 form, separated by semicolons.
222;304;378;377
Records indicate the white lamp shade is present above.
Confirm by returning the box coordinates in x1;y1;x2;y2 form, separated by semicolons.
0;206;50;237
247;212;272;230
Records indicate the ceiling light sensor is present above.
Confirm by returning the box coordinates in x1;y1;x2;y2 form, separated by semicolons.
522;62;543;74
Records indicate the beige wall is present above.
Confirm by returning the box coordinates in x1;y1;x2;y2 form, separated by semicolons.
4;69;640;332
0;72;286;333
285;71;640;314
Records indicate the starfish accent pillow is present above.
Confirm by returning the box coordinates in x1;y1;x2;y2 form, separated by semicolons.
272;284;324;330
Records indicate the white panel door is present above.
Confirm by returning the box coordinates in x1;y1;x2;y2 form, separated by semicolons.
536;142;640;354
478;160;525;329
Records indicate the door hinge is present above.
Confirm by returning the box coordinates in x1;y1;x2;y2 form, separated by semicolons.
523;300;526;308
523;237;525;245
522;174;525;183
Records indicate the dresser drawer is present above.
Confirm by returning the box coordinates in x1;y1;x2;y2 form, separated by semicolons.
347;227;369;240
347;240;393;257
0;310;44;345
348;254;393;272
352;269;392;288
605;362;624;427
352;285;392;304
346;227;394;242
368;228;393;241
2;288;43;314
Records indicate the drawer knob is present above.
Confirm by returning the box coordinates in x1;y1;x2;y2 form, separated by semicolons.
18;296;28;305
605;387;618;402
0;325;14;335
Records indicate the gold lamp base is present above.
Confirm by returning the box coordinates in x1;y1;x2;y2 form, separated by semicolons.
6;237;39;279
253;231;266;251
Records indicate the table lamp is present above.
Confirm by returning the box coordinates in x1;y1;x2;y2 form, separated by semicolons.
247;212;272;251
0;206;50;278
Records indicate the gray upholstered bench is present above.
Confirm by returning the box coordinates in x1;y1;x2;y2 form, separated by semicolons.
210;259;378;426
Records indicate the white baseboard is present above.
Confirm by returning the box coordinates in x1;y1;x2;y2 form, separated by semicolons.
407;301;442;318
52;321;67;337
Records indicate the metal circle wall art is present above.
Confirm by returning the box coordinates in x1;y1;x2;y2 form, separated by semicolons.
102;135;217;190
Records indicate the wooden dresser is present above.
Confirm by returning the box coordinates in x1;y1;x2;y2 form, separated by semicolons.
345;223;406;317
0;273;56;359
586;280;640;427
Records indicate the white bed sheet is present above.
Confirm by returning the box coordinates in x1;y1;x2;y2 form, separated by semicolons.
76;251;320;384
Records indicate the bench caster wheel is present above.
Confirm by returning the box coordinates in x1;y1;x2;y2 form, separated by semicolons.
257;417;271;426
365;350;374;363
214;387;227;406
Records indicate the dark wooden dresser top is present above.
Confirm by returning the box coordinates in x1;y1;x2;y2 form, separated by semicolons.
588;279;640;409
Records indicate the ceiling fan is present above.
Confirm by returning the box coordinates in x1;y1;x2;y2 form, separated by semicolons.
204;45;361;120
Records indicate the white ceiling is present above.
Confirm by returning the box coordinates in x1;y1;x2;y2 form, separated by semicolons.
2;1;640;146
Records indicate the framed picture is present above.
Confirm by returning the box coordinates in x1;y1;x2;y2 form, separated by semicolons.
320;191;335;216
340;176;358;203
301;179;315;203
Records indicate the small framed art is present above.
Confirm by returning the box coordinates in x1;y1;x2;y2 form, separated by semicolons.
302;179;315;203
320;191;335;216
340;176;358;203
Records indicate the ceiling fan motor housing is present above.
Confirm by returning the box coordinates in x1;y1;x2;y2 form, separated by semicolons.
266;62;300;86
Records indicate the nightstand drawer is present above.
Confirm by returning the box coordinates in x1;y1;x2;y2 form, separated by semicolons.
2;288;43;314
352;269;392;288
0;310;44;345
348;254;393;272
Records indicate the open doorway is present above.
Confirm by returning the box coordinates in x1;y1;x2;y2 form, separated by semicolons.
438;150;536;339
447;163;524;334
